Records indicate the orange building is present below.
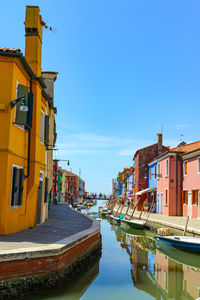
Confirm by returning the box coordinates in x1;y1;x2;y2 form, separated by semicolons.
0;6;57;234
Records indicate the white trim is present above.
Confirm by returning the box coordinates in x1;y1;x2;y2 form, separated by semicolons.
165;158;169;177
156;152;176;163
197;157;200;174
39;171;44;182
40;110;45;145
182;149;200;160
10;164;23;208
14;82;25;131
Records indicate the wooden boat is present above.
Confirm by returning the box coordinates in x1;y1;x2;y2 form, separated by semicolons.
155;235;200;253
120;218;146;230
110;214;125;224
110;214;120;224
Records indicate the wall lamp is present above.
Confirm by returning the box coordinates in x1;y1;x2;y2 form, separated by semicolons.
10;95;28;112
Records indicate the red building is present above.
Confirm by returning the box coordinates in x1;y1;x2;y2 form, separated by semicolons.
134;133;169;210
65;171;79;202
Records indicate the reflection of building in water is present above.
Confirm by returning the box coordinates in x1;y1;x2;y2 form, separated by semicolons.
182;265;200;299
153;250;183;299
62;260;100;300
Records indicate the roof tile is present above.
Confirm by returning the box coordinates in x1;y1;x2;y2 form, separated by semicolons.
0;47;22;54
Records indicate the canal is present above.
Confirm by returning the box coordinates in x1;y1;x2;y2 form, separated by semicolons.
28;200;200;300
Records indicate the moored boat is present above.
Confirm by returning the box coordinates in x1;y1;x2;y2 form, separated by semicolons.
155;235;200;253
120;218;146;230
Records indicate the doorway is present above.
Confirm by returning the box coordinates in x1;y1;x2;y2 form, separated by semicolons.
188;192;192;217
160;193;163;214
157;194;159;213
36;180;43;225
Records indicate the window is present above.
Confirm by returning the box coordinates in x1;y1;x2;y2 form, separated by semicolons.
165;189;168;205
15;83;29;128
164;271;168;291
183;191;188;204
192;190;198;205
183;278;188;292
154;166;157;179
165;159;169;177
183;161;188;176
198;158;200;174
40;110;45;144
157;163;160;179
11;166;24;207
149;168;151;180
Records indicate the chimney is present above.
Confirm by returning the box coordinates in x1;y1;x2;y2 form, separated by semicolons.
41;72;58;106
25;6;43;77
157;133;163;152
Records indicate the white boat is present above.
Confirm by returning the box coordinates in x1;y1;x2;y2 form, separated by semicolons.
120;218;146;229
155;235;200;253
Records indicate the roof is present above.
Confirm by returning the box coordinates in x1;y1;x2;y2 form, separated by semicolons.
170;141;200;154
133;143;169;159
0;47;22;54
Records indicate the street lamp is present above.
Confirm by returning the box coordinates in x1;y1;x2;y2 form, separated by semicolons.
10;95;28;111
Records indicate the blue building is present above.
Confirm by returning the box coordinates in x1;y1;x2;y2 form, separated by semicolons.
147;159;157;213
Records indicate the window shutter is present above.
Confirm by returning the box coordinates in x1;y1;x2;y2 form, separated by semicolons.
11;167;17;206
15;84;28;126
27;92;33;129
18;168;24;205
45;115;49;147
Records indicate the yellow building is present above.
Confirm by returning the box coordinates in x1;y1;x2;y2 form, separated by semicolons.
41;71;58;213
0;6;57;234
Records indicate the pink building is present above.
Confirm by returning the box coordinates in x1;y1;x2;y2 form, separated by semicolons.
156;141;200;217
182;147;200;218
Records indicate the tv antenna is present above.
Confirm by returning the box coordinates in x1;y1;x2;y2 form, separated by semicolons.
180;134;184;143
41;20;57;33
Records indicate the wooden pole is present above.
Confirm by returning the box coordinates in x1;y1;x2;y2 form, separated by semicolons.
131;195;142;219
139;201;145;220
183;216;189;236
146;196;155;222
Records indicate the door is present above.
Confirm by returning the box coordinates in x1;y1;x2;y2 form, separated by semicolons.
157;194;159;213
36;181;43;225
160;193;163;214
188;192;192;217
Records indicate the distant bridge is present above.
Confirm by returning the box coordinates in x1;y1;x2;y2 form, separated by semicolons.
86;194;111;200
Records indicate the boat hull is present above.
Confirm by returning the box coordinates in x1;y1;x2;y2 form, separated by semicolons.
120;219;145;230
155;235;200;253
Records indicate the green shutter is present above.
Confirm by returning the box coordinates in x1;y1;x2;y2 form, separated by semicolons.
15;84;28;126
27;92;33;129
19;168;24;205
45;115;49;147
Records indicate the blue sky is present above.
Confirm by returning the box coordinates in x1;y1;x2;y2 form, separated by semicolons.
2;1;200;194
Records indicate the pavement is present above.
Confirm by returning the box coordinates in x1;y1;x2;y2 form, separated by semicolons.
114;204;200;236
0;203;93;251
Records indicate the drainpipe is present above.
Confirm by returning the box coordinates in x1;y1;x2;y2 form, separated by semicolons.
24;78;33;179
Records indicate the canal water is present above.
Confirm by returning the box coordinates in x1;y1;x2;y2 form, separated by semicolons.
29;200;200;300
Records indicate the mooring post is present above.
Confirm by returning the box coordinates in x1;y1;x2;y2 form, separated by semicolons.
183;216;189;236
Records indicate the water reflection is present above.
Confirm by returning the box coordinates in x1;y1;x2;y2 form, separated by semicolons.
113;224;200;300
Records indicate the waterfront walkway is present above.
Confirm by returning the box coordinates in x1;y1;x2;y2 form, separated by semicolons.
0;203;93;252
114;204;200;236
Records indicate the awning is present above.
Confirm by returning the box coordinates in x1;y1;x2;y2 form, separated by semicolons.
135;187;156;196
